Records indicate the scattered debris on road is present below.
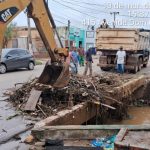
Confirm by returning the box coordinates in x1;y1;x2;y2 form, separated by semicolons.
6;113;19;120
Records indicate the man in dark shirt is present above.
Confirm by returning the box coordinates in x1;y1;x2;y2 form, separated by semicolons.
83;48;93;76
100;19;109;28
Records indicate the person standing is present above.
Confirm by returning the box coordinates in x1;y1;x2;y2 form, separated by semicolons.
100;19;109;28
78;46;85;67
83;48;93;76
71;47;79;73
116;46;126;74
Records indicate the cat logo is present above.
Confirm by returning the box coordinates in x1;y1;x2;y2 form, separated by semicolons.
0;7;19;23
1;9;12;22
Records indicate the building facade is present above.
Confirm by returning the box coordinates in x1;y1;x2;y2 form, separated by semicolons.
56;26;86;49
85;26;96;51
7;26;95;54
69;27;85;48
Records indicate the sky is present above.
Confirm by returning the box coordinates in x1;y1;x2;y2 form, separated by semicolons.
13;0;150;29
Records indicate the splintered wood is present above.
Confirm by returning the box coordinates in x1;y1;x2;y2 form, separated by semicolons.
24;88;42;111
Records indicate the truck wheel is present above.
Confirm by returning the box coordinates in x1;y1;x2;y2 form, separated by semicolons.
101;67;107;71
101;67;111;71
138;58;143;71
143;63;147;68
133;65;138;74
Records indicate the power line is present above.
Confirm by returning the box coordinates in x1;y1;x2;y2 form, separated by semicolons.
60;0;108;15
55;19;80;28
52;12;84;27
52;0;98;19
55;0;150;19
55;19;67;25
57;0;105;7
52;12;82;24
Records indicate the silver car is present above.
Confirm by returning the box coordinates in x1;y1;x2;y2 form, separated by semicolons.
0;48;35;74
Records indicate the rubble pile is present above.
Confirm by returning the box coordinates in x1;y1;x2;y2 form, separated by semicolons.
8;73;132;119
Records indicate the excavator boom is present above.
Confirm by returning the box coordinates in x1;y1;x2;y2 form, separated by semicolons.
0;0;69;88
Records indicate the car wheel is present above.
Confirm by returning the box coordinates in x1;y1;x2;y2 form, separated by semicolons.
0;64;7;74
28;62;34;70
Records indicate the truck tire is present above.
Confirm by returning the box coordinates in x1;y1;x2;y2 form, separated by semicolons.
101;67;111;71
143;63;147;68
138;58;143;71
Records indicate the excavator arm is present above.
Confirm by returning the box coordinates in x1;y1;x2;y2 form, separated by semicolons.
0;0;68;59
0;0;69;88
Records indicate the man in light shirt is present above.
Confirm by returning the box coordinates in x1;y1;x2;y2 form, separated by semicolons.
116;46;126;74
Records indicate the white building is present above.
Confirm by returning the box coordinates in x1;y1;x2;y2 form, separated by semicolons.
85;26;96;51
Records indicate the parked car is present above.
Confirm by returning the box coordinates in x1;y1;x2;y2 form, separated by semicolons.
0;48;35;74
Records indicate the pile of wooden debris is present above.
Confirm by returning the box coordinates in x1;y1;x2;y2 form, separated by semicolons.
7;73;133;119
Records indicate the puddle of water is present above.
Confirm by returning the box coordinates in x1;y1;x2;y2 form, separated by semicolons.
107;106;150;125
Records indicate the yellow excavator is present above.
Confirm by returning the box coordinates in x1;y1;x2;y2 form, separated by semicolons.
0;0;69;88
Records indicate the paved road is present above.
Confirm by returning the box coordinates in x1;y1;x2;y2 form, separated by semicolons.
0;65;45;90
0;65;45;150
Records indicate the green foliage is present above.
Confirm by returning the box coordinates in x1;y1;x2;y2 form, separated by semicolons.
3;22;17;47
35;60;43;65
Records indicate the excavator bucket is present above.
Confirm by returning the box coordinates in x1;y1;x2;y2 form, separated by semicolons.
38;61;70;88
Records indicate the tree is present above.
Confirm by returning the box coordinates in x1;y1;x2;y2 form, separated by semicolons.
3;22;17;48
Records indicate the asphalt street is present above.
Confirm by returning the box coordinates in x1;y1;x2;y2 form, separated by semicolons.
0;65;44;150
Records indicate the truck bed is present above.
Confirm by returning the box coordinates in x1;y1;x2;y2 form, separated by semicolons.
96;28;150;51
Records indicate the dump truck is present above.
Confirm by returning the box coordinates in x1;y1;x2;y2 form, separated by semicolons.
96;28;150;73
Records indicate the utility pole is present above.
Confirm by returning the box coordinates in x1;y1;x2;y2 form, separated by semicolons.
110;12;119;28
27;16;33;55
67;20;71;50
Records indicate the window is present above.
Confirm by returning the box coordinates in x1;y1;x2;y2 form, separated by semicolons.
7;50;19;56
86;31;94;38
18;50;27;56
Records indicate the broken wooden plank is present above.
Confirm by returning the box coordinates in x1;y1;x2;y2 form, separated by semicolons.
115;128;128;142
24;88;42;111
0;125;33;144
92;101;116;110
